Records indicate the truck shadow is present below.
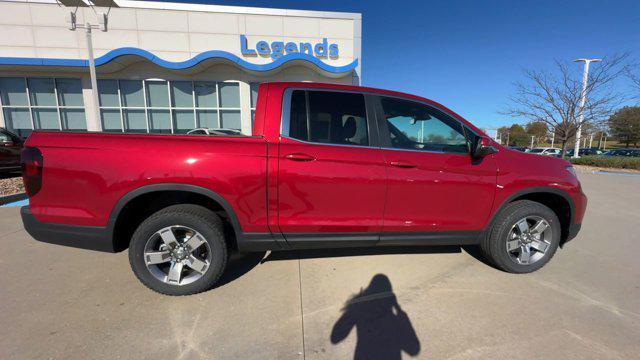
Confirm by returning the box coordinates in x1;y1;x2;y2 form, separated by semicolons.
331;274;421;359
217;246;493;290
215;251;267;288
262;245;462;262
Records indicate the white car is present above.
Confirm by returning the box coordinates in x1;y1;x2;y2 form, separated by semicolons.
529;148;561;156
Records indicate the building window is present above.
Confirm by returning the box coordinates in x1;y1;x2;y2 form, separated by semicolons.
98;80;242;134
0;77;86;138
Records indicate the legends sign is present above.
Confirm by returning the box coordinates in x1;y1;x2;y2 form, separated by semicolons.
240;35;339;60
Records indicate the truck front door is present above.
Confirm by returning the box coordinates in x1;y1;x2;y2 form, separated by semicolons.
374;95;497;241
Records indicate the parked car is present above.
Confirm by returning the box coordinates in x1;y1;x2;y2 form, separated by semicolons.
508;146;528;152
529;147;561;156
20;82;587;295
0;127;24;174
602;148;640;157
186;128;243;136
566;148;603;157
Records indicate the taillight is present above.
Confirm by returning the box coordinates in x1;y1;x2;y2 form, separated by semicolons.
21;147;43;197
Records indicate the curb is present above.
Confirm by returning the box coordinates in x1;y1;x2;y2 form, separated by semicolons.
0;192;27;206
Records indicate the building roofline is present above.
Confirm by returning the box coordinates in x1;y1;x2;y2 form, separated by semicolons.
0;0;362;20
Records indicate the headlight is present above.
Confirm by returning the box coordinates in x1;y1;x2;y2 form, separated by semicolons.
566;166;577;177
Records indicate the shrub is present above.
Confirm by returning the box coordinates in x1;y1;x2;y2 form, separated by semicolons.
569;156;640;170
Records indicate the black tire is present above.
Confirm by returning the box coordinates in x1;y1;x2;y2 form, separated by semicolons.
481;200;561;273
128;204;228;295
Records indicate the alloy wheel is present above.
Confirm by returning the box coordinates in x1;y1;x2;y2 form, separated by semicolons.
143;225;211;285
506;216;552;265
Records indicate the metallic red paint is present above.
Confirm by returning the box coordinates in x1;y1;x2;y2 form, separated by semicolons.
24;82;586;244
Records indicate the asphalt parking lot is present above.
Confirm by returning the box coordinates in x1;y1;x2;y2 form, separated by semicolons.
1;171;639;360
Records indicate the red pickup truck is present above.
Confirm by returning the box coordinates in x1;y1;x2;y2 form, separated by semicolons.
20;82;587;295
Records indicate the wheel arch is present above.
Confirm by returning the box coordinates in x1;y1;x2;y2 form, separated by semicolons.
488;187;575;246
106;184;243;252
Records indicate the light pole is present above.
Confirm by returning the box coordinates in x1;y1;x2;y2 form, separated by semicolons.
573;58;601;158
530;135;535;149
62;0;118;130
78;21;103;126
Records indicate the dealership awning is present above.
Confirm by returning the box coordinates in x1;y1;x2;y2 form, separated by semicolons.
0;47;358;78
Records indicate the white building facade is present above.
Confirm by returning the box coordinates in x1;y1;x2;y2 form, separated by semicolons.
0;0;362;137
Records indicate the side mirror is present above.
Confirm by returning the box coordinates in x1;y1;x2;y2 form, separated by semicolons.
472;136;498;158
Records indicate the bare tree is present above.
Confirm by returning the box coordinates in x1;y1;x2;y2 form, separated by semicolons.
628;61;640;97
503;54;629;157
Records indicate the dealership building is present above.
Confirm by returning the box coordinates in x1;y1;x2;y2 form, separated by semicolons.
0;0;361;137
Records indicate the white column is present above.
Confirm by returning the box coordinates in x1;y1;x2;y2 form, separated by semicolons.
0;105;5;128
81;76;102;131
238;81;252;135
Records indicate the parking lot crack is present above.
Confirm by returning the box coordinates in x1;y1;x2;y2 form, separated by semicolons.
298;256;306;359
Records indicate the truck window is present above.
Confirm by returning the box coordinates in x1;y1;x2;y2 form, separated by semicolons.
380;97;468;154
287;90;369;146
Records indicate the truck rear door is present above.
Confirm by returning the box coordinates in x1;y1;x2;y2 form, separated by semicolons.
276;89;386;248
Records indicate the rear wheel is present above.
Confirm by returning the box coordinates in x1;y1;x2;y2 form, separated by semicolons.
128;204;227;295
481;200;560;273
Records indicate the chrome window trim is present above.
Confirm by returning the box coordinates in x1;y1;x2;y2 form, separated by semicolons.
379;146;470;156
280;134;379;150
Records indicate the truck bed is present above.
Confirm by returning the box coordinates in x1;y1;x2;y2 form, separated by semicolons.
24;131;269;233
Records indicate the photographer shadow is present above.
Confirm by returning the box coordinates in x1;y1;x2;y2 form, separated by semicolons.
331;274;421;360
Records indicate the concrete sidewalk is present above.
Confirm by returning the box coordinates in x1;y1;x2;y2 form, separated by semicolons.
1;172;639;359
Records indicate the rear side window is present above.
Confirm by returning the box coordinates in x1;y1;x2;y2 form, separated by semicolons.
287;90;369;146
380;97;468;154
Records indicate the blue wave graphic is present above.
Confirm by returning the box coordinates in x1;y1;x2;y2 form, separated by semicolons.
0;47;358;74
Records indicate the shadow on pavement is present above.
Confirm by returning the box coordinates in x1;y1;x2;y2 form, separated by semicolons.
331;274;421;360
215;251;266;288
215;246;491;295
462;245;499;270
262;245;462;262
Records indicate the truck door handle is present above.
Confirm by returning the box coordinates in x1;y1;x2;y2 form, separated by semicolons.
285;153;316;162
389;161;417;169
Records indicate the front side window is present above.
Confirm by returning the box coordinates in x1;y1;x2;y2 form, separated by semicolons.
380;97;468;154
287;90;369;146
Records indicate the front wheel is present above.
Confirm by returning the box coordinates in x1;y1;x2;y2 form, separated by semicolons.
128;204;228;295
481;200;561;273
